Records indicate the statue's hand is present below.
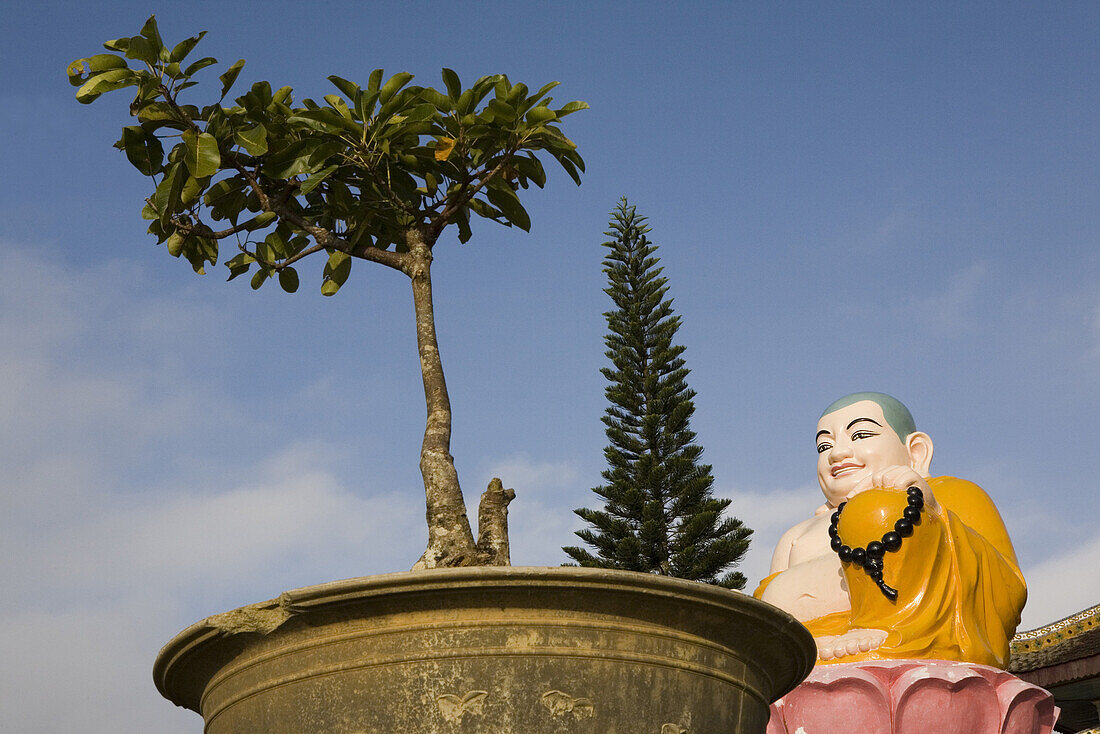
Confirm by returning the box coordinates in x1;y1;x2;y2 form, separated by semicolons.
848;465;937;511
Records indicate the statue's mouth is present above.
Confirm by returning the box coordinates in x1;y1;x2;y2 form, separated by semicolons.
831;462;863;478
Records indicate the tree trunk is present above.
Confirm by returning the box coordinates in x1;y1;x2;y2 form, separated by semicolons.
477;478;516;565
404;231;480;569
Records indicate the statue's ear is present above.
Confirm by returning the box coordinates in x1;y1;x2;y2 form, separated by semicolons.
906;432;934;475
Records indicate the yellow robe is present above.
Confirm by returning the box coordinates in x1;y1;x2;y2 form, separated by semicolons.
755;476;1026;668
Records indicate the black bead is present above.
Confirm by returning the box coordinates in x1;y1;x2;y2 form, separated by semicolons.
851;547;867;566
831;510;840;523
903;506;921;523
895;518;913;536
869;568;883;581
828;524;839;538
882;531;902;551
838;545;852;562
907;494;924;509
831;535;842;551
906;486;922;496
838;502;847;511
867;541;884;558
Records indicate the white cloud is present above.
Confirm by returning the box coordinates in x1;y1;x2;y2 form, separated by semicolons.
4;444;421;603
717;484;815;589
482;454;581;492
1018;534;1100;631
478;454;586;567
0;241;424;732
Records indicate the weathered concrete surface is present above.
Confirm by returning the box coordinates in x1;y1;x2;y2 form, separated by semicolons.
154;567;814;733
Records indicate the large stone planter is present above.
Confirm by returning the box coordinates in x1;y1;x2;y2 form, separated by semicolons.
154;566;814;733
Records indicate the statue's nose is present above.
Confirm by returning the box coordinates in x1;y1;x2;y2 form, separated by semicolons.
828;443;853;461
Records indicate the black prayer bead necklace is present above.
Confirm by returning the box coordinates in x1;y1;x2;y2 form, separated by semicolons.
828;486;925;602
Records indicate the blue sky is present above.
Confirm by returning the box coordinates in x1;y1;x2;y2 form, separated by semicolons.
2;2;1097;731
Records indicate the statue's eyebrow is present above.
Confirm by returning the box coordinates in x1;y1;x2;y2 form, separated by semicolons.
816;429;830;440
846;417;882;430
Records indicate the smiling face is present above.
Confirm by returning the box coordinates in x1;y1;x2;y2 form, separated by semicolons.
815;400;919;506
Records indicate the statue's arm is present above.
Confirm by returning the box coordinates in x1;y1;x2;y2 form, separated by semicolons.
768;524;801;574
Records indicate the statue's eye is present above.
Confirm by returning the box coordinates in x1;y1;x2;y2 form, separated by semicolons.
851;431;875;440
817;442;831;454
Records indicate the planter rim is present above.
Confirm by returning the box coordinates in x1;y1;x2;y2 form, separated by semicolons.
154;565;814;710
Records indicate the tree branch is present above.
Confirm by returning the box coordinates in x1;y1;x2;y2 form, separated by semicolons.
431;147;518;242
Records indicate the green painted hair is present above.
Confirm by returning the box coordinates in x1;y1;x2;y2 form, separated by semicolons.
820;392;916;439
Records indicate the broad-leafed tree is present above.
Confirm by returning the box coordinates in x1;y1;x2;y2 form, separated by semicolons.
71;16;586;568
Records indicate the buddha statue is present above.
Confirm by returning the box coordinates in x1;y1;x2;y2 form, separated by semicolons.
755;392;1026;667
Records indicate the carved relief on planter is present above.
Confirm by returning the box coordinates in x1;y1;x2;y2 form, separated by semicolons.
766;659;1059;734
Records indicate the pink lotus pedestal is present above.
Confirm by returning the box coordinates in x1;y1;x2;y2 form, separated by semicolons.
767;660;1058;734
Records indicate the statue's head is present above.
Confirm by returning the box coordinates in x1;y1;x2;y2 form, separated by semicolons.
815;392;934;507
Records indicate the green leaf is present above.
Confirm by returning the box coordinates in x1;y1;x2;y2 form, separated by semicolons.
379;72;414;104
183;56;218;76
366;68;384;92
75;68;137;103
246;211;278;230
250;268;269;290
119;126;163;175
182;130;221;178
324;94;354;120
262;139;339;179
169;32;206;63
555;100;590;116
486;183;530;231
321;250;351;295
134;101;177;122
355;89;380;122
278;267;300;293
151;161;186;225
271;85;293;107
504;82;528;106
125;36;158;65
525;106;557;124
180;176;203;206
288;108;361;135
234;124;268;155
441;68;462;100
526;80;559;108
102;37;130;53
139;16;165;53
165;231;185;257
417;87;452;112
468;197;501;220
327;75;359;101
219;59;245;99
300;165;338;194
555;153;582;185
66;54;127;86
486;98;516;123
456;205;472;243
403;102;437;122
514;153;547;188
263;228;289;258
225;252;254;281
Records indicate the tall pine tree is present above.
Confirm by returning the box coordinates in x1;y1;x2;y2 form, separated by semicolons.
564;199;751;588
